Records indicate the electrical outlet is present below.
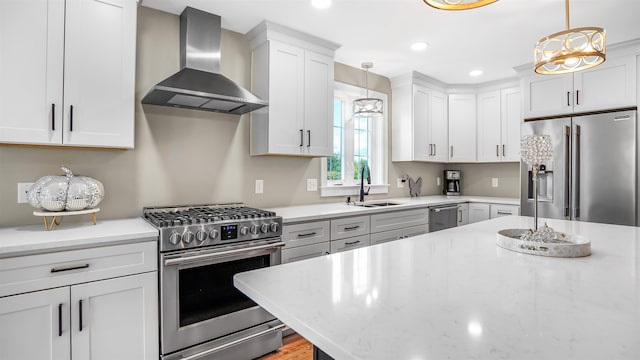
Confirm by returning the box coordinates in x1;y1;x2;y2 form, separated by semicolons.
492;178;499;187
307;178;318;192
436;177;441;186
397;178;404;188
255;179;264;194
17;182;33;203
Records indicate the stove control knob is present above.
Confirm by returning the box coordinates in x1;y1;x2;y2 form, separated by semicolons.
168;232;181;245
209;229;219;239
196;231;208;242
270;223;279;233
240;226;249;236
183;231;195;244
250;225;259;235
260;223;269;233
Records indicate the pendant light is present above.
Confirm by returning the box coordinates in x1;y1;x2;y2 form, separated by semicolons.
534;0;606;75
353;62;383;118
422;0;498;10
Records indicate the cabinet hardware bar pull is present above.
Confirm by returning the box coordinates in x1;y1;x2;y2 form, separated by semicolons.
297;232;317;238
458;209;462;222
324;252;330;255
165;242;285;266
497;211;512;215
502;144;505;157
345;240;361;245
180;323;286;360
51;264;89;273
574;124;581;219
428;144;433;156
450;146;453;158
299;129;303;147
58;303;63;336
564;125;571;217
567;91;570;106
69;105;74;132
576;90;580;105
434;144;436;156
496;145;499;157
79;299;83;332
343;225;359;231
51;104;55;131
307;130;311;147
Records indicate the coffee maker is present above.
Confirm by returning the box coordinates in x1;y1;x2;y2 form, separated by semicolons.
444;170;461;196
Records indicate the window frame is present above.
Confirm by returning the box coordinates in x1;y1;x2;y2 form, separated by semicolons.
320;81;388;198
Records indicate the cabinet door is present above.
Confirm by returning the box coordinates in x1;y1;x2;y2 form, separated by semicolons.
370;228;403;245
71;272;158;360
490;204;520;218
412;86;431;161
330;235;370;253
477;91;501;162
500;87;522;162
457;203;469;226
266;40;305;155
401;224;429;238
0;287;70;360
331;216;370;240
282;242;330;263
370;208;428;233
448;94;477;162
0;0;64;145
63;0;136;148
430;90;449;162
468;203;490;223
573;56;637;113
522;73;573;118
282;220;330;248
304;51;333;156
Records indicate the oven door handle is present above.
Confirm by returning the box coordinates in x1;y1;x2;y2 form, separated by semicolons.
180;323;287;360
164;242;286;267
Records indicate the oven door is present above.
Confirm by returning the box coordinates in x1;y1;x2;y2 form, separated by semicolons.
160;239;284;355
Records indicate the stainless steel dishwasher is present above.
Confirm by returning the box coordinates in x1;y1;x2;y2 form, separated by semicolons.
428;204;458;232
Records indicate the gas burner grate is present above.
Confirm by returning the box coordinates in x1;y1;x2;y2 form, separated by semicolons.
143;204;277;228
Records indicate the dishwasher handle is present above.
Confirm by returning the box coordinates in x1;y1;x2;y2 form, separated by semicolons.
430;205;458;213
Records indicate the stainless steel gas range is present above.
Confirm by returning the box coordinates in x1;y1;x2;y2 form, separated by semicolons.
143;203;285;360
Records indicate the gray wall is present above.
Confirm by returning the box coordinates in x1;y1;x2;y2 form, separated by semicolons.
0;7;458;227
445;163;520;198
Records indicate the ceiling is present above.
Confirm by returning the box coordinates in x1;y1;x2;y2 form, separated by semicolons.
141;0;640;85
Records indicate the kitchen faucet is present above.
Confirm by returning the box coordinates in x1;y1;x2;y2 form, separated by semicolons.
359;165;371;202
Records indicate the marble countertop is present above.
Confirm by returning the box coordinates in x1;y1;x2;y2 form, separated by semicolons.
235;216;640;359
0;218;158;258
267;195;519;223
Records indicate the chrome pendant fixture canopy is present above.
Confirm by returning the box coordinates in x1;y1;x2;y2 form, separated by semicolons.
422;0;498;10
534;0;606;75
353;62;383;118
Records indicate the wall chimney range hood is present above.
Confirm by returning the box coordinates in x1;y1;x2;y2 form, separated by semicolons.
142;7;268;115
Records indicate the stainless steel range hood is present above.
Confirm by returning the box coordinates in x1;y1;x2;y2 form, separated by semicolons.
142;7;267;115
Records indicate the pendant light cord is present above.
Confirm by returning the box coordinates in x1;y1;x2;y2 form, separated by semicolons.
565;0;570;30
365;68;370;98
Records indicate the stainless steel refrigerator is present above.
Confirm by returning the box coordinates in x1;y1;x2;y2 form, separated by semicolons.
520;109;638;226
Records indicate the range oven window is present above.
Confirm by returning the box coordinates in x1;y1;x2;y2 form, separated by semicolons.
178;254;271;327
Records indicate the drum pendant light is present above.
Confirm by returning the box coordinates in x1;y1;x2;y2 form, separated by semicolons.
534;0;606;74
353;62;383;118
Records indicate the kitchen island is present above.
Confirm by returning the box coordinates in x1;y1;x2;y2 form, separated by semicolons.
234;216;640;359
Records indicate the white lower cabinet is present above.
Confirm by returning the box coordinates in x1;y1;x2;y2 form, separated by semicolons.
330;235;370;253
282;242;330;263
370;224;428;246
281;220;330;263
490;204;520;218
457;203;469;226
469;203;490;224
468;203;520;223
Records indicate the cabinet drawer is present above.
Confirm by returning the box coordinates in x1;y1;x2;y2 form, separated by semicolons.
370;229;403;246
0;241;157;297
330;216;369;240
282;242;330;263
468;203;491;224
282;221;330;248
330;235;370;253
490;204;520;218
370;208;428;233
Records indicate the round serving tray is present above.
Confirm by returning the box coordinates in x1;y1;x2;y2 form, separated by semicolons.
497;228;591;258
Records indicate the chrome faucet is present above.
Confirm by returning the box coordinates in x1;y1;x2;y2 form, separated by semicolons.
359;165;371;202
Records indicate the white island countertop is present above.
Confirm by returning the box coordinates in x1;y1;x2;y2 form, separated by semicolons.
234;216;640;359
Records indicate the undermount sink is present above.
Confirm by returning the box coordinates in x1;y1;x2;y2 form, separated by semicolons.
354;201;402;208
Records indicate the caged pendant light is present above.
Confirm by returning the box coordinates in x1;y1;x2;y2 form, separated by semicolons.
422;0;498;10
353;62;383;118
534;0;606;75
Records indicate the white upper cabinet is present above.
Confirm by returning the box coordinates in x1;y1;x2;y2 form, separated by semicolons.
448;94;476;162
249;22;339;157
392;73;448;162
477;87;521;162
0;0;136;148
522;55;637;118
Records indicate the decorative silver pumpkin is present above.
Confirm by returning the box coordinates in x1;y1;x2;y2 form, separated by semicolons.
27;166;104;211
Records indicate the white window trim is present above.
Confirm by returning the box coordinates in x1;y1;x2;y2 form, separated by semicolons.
320;81;389;198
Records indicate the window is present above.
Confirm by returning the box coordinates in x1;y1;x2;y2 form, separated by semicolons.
321;82;388;197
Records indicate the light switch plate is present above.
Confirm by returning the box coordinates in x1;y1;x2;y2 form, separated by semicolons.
255;179;264;194
307;178;318;192
17;182;33;203
397;178;404;188
492;178;499;187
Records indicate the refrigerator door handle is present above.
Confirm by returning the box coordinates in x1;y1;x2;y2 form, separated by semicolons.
564;126;571;218
574;124;581;219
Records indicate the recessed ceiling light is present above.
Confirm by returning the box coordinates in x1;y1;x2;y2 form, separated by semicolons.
411;42;429;51
311;0;332;9
469;70;483;77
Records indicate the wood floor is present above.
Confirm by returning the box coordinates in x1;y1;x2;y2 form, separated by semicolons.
258;334;313;360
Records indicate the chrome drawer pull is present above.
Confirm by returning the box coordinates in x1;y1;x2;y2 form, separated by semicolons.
497;211;512;215
51;264;89;273
343;225;360;231
345;240;361;245
297;232;317;238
